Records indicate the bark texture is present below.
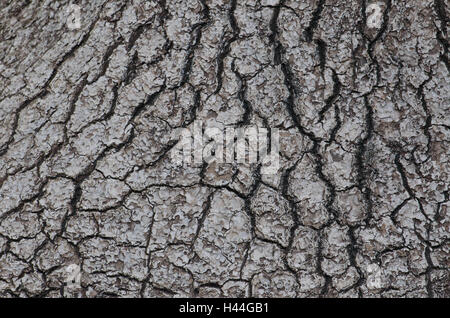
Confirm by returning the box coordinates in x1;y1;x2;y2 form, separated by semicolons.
0;0;449;297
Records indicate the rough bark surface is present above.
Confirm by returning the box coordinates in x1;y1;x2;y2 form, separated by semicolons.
0;0;448;297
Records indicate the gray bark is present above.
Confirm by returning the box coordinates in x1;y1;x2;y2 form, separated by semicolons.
0;0;448;297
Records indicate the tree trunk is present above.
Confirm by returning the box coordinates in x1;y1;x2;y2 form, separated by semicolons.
0;0;448;298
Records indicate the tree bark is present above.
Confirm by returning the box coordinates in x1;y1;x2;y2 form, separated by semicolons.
0;0;448;297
